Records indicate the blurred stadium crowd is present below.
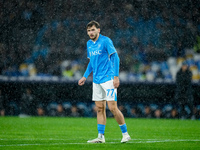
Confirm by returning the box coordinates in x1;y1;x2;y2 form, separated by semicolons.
1;87;200;119
0;0;200;119
0;0;200;82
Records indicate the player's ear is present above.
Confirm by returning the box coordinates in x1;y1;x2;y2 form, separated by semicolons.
98;28;100;33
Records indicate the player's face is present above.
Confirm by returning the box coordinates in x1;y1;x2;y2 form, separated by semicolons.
87;25;100;41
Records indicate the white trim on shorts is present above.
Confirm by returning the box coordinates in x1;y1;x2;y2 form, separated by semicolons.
92;80;117;101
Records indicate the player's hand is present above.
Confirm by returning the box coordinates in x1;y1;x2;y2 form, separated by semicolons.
113;76;120;88
78;77;86;86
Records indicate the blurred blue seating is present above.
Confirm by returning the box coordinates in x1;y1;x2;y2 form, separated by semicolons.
162;104;173;118
7;101;19;116
47;102;58;116
76;102;89;117
62;102;72;116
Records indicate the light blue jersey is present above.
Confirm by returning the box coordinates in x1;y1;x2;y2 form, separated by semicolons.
86;34;117;84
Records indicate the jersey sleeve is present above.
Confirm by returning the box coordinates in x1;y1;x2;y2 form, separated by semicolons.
110;52;120;76
83;61;93;78
86;42;90;59
105;37;117;56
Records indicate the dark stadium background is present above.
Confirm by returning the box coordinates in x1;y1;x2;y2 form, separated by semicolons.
0;0;200;119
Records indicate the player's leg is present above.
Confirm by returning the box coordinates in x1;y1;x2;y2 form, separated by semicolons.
96;101;106;140
87;83;106;143
87;101;106;143
107;101;125;125
107;101;131;143
102;80;131;143
95;100;107;125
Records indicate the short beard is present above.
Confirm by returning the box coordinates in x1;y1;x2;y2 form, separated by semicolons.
90;34;97;41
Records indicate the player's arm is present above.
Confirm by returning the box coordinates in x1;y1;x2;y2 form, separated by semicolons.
78;61;93;86
110;52;120;88
83;61;93;79
105;37;120;88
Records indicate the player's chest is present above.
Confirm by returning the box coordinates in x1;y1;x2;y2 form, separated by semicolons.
88;43;107;57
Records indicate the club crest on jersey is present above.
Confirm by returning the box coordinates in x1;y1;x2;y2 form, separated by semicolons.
89;50;102;57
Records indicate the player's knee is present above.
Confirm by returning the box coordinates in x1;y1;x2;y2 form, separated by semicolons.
109;107;118;116
97;106;105;113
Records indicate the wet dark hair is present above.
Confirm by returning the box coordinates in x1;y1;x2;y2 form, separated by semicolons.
86;20;100;29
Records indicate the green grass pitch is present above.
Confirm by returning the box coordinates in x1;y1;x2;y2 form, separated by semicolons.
0;117;200;150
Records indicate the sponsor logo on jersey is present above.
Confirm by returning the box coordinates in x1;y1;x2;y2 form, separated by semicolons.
89;50;102;57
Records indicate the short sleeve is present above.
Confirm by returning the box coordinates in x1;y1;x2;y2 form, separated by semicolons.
105;37;117;56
